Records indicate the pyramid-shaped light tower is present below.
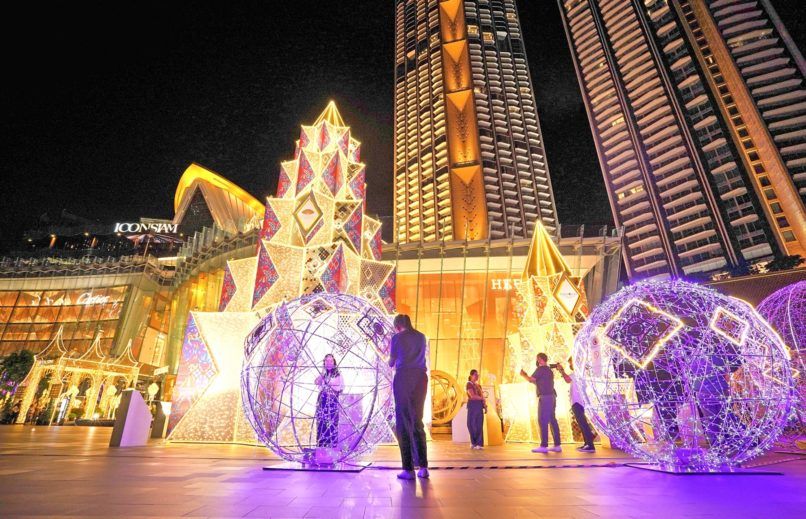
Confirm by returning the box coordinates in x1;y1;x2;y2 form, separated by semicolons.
217;101;394;314
500;220;589;443
168;103;396;444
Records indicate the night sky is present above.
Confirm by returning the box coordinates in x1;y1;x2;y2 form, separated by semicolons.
4;1;805;250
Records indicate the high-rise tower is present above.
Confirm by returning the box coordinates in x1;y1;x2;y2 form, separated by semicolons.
394;0;558;243
559;0;806;280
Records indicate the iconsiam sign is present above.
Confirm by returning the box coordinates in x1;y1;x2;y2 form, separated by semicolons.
574;280;794;472
500;222;589;443
168;102;396;443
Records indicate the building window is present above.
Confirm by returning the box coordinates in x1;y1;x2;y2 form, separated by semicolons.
468;25;479;37
782;230;796;242
617;185;644;200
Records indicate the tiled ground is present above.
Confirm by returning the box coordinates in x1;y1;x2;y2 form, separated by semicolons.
0;426;804;518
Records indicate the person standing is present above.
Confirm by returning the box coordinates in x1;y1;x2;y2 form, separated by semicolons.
466;369;487;450
520;353;561;453
557;358;595;452
7;401;21;424
389;314;429;480
314;354;343;448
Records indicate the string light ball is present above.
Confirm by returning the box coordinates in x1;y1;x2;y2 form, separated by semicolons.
757;280;805;361
241;293;394;465
573;279;794;472
757;280;805;427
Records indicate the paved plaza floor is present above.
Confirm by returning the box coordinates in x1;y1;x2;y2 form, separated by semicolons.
0;426;804;518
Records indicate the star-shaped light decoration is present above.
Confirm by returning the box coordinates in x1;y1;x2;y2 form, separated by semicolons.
169;103;396;443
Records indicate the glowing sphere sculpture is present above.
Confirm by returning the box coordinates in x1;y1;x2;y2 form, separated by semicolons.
241;293;394;465
758;281;805;428
758;280;805;360
574;280;794;472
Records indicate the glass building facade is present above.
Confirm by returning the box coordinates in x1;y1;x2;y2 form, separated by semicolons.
0;286;128;357
0;257;172;364
386;227;623;384
394;0;558;243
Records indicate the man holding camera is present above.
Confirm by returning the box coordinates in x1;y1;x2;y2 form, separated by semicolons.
520;352;561;453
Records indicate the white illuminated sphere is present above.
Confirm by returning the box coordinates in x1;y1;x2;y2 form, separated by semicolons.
573;280;794;472
241;293;394;464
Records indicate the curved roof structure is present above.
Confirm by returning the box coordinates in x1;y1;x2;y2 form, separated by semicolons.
173;163;264;234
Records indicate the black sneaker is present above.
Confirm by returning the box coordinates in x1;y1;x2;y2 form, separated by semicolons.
578;445;596;453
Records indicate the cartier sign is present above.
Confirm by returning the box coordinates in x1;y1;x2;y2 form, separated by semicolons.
114;222;178;234
76;293;111;306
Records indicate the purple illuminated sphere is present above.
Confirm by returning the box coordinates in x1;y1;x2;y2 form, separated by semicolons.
758;280;805;424
757;280;805;356
573;279;794;472
241;293;394;465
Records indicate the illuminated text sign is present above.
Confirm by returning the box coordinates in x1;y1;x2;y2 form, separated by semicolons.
490;278;523;291
114;222;178;234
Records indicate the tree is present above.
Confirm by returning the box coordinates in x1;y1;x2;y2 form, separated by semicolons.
765;255;804;272
0;350;35;401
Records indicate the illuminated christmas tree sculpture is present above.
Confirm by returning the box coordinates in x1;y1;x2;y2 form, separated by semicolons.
500;221;589;443
168;103;396;443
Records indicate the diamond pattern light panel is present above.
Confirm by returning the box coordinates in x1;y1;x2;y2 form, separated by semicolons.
169;315;216;434
169;103;396;444
573;280;794;472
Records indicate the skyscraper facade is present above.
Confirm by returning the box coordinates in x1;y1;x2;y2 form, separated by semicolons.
394;0;558;244
559;0;806;280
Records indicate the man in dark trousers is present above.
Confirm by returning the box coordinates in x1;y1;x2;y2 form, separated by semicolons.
520;353;562;453
389;314;429;480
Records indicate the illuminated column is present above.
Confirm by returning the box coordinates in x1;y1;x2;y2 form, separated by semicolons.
394;0;559;244
15;367;42;424
440;0;488;241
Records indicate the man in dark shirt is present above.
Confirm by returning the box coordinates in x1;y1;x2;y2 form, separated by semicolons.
388;314;429;480
520;352;562;453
